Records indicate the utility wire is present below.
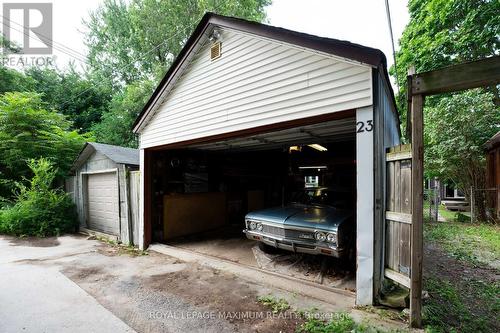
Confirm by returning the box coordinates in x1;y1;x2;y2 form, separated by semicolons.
0;14;89;62
2;24;89;64
58;28;189;109
384;0;400;92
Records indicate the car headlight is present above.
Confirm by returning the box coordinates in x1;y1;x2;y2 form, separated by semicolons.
256;223;263;231
315;231;326;242
249;221;257;230
326;233;337;243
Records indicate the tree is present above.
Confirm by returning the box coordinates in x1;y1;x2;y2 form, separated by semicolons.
392;0;500;127
92;79;155;147
84;0;271;86
424;90;500;220
0;92;90;198
0;66;34;94
24;66;112;132
394;0;500;220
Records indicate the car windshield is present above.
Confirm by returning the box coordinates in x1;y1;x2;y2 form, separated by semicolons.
290;188;352;209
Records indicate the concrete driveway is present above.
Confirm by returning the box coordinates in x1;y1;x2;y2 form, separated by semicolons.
0;235;315;332
0;236;135;333
0;234;403;333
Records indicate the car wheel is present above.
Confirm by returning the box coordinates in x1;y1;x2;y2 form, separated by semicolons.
258;242;279;254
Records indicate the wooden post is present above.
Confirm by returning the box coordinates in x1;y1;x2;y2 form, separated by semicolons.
410;94;424;328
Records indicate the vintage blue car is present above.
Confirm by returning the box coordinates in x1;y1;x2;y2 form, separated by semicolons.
244;187;354;258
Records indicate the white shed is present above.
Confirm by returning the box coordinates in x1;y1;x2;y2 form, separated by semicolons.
132;13;407;307
66;142;140;245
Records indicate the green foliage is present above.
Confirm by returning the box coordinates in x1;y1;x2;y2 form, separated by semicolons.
24;66;112;132
0;158;77;237
296;312;401;333
424;90;499;180
0;66;35;94
424;90;499;220
423;277;497;332
392;0;500;123
0;92;90;197
297;314;355;333
257;294;290;313
92;79;155;147
424;222;500;266
84;0;271;85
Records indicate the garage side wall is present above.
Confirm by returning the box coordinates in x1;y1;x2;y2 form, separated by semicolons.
373;69;401;301
138;28;373;148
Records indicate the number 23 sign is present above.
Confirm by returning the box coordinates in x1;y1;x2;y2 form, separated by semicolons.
356;120;373;133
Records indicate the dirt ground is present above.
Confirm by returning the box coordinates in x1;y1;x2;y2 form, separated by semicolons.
3;234;351;332
168;227;356;291
65;246;305;333
2;234;409;333
423;241;499;332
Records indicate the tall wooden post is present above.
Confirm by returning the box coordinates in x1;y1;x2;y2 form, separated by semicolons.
410;93;424;328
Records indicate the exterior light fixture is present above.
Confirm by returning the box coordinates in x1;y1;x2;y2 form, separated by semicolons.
209;29;221;42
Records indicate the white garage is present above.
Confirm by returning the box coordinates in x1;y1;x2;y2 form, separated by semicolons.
66;142;140;244
131;13;425;325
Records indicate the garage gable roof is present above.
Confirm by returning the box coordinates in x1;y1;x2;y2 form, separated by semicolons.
132;12;394;133
70;142;139;172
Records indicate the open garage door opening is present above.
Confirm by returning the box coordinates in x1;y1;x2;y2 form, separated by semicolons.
147;116;358;292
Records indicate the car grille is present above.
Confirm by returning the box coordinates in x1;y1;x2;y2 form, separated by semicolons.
261;224;315;242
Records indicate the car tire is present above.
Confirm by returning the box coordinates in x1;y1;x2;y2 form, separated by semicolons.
258;242;279;254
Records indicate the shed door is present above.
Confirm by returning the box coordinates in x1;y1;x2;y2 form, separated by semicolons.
86;172;119;235
384;144;412;288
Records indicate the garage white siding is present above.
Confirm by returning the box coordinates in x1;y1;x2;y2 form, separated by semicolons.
86;172;119;235
139;28;372;148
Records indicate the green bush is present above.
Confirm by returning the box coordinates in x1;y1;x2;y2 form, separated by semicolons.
0;158;77;237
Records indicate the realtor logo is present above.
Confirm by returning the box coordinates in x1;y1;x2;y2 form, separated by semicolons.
2;3;53;54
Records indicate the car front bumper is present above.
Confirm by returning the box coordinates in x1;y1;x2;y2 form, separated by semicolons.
244;229;345;258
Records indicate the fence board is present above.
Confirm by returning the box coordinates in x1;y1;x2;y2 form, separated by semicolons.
129;171;141;246
385;145;412;279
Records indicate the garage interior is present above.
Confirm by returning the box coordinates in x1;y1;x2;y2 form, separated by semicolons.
147;115;357;290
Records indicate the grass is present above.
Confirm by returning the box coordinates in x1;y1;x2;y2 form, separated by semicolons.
424;222;500;266
355;306;408;323
257;295;290;313
257;294;408;332
296;312;407;333
423;221;500;332
423;202;468;222
96;236;148;256
423;277;498;332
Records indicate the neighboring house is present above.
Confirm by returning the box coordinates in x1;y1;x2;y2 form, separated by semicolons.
485;131;500;220
131;12;404;307
66;142;140;245
426;178;468;211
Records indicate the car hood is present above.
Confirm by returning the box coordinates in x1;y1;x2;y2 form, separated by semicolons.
245;204;352;231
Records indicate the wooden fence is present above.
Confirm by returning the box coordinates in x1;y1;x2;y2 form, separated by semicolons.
385;144;412;288
129;171;141;246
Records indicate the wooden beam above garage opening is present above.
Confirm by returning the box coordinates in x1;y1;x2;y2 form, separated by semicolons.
411;56;500;96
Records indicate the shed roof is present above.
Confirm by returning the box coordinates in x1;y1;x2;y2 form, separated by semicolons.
132;12;398;133
70;142;139;173
485;131;500;150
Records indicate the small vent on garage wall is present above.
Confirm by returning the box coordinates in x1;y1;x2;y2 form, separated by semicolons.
210;42;221;61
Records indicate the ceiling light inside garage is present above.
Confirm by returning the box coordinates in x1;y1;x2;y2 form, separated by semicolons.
307;144;328;151
299;166;327;170
288;145;302;153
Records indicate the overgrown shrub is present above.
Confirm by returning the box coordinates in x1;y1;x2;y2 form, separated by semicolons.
0;158;77;237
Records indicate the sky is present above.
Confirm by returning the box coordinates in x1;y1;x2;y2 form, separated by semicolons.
0;0;409;86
